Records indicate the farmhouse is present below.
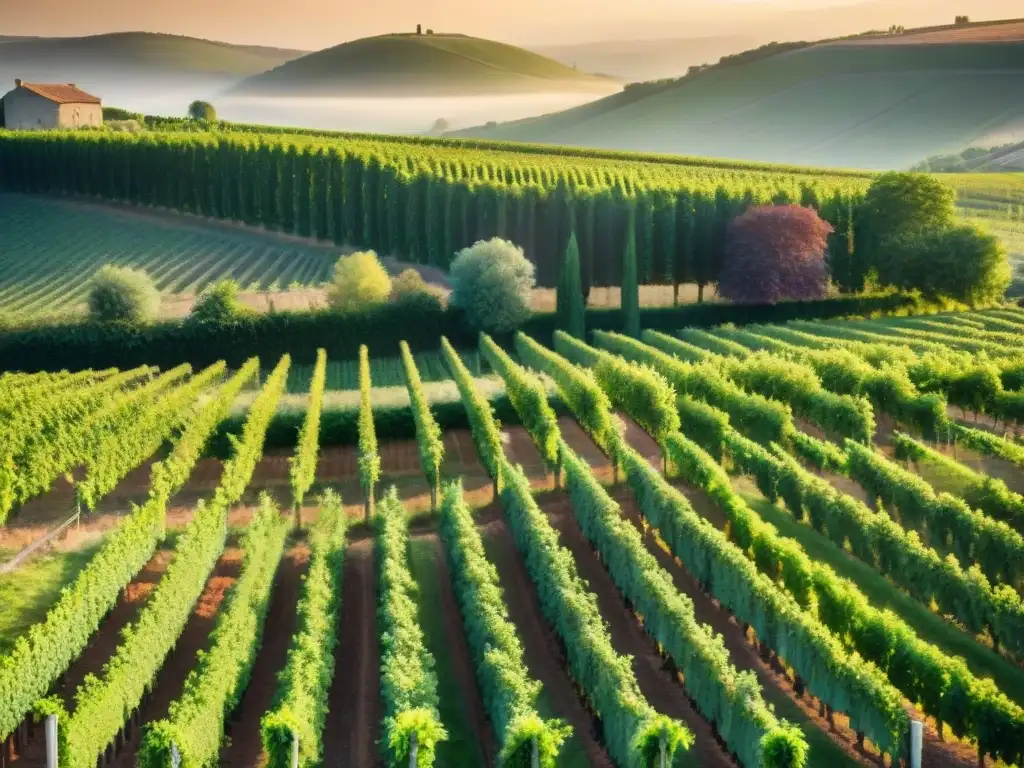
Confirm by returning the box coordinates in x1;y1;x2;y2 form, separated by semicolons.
1;79;102;130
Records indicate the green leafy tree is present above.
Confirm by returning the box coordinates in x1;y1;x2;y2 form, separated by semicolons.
621;212;640;337
326;251;392;313
87;265;160;324
449;238;535;333
187;100;217;122
557;231;586;338
189;279;246;323
880;224;1010;306
857;172;956;277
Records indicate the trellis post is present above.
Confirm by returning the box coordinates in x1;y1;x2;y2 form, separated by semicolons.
910;720;923;768
44;715;57;768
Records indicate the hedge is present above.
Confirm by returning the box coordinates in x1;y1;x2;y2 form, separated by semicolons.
0;293;935;373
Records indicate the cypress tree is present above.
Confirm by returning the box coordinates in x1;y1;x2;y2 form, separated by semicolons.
558;230;586;339
622;209;640;337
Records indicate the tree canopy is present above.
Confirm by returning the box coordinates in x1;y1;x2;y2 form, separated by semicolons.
449;238;535;333
717;205;832;305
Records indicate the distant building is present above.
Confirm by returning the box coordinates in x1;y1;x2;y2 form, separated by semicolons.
1;80;103;130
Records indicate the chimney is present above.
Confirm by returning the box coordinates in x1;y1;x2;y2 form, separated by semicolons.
14;78;22;88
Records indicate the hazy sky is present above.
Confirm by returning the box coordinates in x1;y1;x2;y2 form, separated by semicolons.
1;0;1021;49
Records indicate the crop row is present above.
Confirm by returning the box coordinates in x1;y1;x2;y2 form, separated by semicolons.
36;356;289;768
0;359;257;739
0;131;863;287
552;332;1024;764
513;332;911;759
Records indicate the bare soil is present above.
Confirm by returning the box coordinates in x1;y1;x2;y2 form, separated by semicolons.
539;491;736;767
105;548;244;768
220;542;311;768
322;537;383;767
59;549;174;712
478;511;614;767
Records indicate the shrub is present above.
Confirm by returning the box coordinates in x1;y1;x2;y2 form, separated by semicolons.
187;100;217;122
449;238;535;333
717;205;832;305
878;224;1010;306
87;265;160;324
326;251;392;313
189;279;246;323
390;268;431;301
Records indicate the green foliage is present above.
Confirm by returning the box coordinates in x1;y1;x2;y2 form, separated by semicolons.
609;329;794;446
400;340;445;507
626;437;909;759
725;428;1024;662
357;345;380;516
262;490;346;768
0;362;256;754
189;279;247;324
858;172;956;269
878;224;1011;306
844;440;1024;589
438;480;570;766
554;331;680;444
479;333;560;470
87;265;160;324
140;494;290;768
75;362;226;511
498;460;691;767
289;348;327;509
556;231;585;339
441;337;504;485
449;238;535;334
61;360;286;768
559;443;804;767
376;488;447;767
952;423;1024;468
621;213;640;337
187;100;217;121
327;251;392;313
514;331;621;456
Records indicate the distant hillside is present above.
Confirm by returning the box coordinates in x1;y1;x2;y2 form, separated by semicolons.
0;32;306;104
530;35;760;82
452;20;1024;170
231;33;620;97
915;140;1024;172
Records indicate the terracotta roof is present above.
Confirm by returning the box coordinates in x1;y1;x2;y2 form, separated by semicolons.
17;83;101;105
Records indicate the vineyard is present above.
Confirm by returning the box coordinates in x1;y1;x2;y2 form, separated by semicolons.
0;127;868;294
4;306;1024;767
0;194;337;319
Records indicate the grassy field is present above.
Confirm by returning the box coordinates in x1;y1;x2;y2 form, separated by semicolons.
231;33;618;97
454;36;1024;170
0;542;104;654
0;194;337;319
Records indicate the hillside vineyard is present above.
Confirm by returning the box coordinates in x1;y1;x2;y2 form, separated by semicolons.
6;309;1024;765
0;130;867;288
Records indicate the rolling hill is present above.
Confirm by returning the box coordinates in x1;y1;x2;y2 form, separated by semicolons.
452;21;1024;170
0;32;306;107
230;33;619;97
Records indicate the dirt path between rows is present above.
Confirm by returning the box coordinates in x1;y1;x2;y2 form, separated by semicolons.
105;548;244;768
539;491;736;768
479;512;614;767
322;537;382;767
220;542;310;768
58;549;174;712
